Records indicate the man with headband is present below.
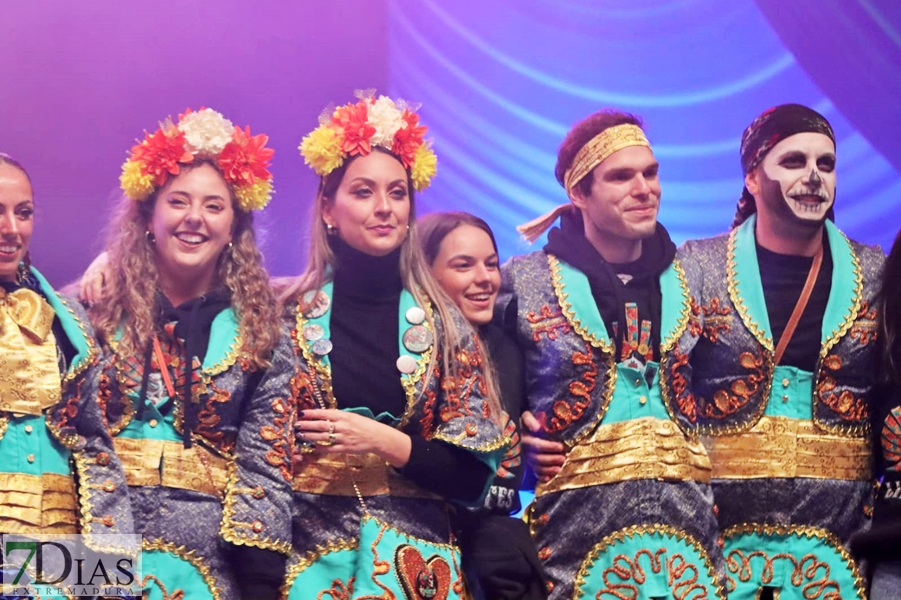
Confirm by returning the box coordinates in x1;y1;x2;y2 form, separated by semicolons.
666;104;884;599
499;110;725;599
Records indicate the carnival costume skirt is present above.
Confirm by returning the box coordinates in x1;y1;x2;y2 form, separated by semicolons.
528;480;726;600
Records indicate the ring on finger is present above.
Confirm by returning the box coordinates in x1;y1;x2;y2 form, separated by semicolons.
327;420;336;435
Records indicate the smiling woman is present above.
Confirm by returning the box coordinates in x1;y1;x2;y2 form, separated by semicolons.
85;109;295;600
420;211;546;599
0;155;132;560
284;92;507;599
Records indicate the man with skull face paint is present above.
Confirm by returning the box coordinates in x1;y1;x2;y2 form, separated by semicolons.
667;104;885;599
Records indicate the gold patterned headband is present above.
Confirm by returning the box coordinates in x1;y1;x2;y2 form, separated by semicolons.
517;124;651;244
563;124;651;194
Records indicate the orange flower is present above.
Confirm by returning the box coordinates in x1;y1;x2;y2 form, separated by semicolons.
218;125;275;188
391;110;427;168
131;129;193;185
333;101;376;157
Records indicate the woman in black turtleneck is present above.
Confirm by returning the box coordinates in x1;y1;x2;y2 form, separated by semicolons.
286;96;507;599
420;212;547;600
85;111;295;600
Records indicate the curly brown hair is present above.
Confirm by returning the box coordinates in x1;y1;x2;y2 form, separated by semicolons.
91;160;280;369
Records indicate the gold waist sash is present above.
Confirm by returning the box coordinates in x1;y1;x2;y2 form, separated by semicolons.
537;417;712;496
294;452;440;499
0;472;77;534
705;416;871;480
113;437;230;497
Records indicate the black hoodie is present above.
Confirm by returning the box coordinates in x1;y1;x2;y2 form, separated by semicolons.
543;209;677;363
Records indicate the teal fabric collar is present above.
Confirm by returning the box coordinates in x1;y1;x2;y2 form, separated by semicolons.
551;255;688;353
31;267;93;376
729;215;860;351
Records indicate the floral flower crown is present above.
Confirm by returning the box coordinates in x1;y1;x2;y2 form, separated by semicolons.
120;108;275;212
299;90;437;191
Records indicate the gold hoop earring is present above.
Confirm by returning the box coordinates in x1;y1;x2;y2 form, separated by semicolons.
146;230;156;244
326;223;338;236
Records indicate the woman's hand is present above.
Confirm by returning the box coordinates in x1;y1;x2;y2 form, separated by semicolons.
295;409;412;468
521;410;566;482
79;251;111;305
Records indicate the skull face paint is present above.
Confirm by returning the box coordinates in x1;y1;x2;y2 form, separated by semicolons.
753;132;836;228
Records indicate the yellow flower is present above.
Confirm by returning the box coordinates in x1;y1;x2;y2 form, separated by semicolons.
299;125;344;176
120;160;155;200
235;178;274;212
410;145;437;191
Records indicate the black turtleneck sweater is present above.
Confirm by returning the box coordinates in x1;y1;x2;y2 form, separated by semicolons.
328;240;492;504
755;236;833;372
543;209;677;363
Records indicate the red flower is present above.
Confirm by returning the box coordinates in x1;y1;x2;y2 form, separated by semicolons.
218;125;275;188
131;129;193;185
391;110;427;168
333;101;375;157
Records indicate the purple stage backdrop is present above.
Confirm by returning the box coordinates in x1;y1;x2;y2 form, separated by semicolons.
3;0;900;287
1;0;388;285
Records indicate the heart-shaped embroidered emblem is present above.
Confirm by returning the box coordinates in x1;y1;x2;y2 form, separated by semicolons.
394;544;451;600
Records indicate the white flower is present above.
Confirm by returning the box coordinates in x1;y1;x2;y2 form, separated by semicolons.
178;108;234;156
367;96;404;147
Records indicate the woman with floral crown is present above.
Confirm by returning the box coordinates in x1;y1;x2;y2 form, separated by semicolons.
285;91;508;599
0;153;132;576
88;109;296;600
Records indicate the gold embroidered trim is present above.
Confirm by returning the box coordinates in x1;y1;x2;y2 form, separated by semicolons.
573;523;726;600
142;537;222;600
204;329;244;378
819;231;863;359
814;233;865;437
536;417;711;496
714;230;776;436
113;437;230;496
221;460;292;554
57;295;99;388
397;291;434;430
431;428;510;452
548;254;617;448
660;260;692;354
293;451;441;500
548;254;613;353
0;472;76;534
71;449;134;554
704;416;870;480
727;228;774;354
0;414;8;442
293;288;435;433
280;537;359;599
659;260;698;439
722;523;866;600
293;296;337;409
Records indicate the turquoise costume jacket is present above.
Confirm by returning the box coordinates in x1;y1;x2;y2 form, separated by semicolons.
668;216;884;600
286;285;507;600
0;267;132;548
499;251;725;600
99;308;296;600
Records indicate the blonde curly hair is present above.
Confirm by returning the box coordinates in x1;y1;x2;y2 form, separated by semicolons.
91;159;280;369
